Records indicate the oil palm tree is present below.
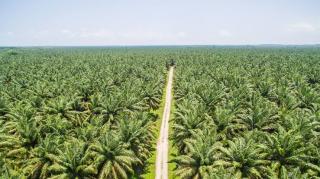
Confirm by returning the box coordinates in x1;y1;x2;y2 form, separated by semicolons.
71;124;99;145
142;83;162;110
87;93;104;115
29;82;55;99
195;83;226;110
69;97;87;113
23;135;62;179
101;96;123;125
67;113;91;128
77;83;95;102
261;126;320;175
38;114;71;137
0;167;26;179
173;100;211;153
266;165;311;179
120;89;145;113
204;166;235;179
48;140;95;179
240;93;278;131
174;80;192;102
216;134;269;178
282;111;320;141
0;106;41;165
44;97;73;118
2;103;36;134
0;97;9;118
255;77;275;100
213;105;246;140
296;85;319;112
0;153;7;174
117;114;154;164
89;131;138;179
174;129;223;179
275;86;298;111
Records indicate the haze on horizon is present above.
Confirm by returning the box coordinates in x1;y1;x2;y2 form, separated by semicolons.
1;0;320;46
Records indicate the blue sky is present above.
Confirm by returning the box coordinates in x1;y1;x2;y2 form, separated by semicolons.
1;0;320;46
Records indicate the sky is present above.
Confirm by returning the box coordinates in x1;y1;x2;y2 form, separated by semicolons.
1;0;320;46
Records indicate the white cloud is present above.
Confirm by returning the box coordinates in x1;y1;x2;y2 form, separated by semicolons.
7;32;14;36
218;29;232;37
61;29;71;34
177;31;187;38
60;29;76;38
58;28;190;44
83;29;114;38
31;30;50;39
288;22;317;32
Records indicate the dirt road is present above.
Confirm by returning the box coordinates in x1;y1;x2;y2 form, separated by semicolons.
155;67;174;179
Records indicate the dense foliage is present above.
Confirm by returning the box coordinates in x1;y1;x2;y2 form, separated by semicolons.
0;48;166;178
1;47;320;179
172;47;320;178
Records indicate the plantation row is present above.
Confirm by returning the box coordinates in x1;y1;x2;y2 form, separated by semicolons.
0;48;166;178
172;48;320;178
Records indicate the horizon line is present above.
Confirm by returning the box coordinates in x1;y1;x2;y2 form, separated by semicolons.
1;43;320;48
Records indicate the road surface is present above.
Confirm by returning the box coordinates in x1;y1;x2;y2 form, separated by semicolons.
155;67;174;179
